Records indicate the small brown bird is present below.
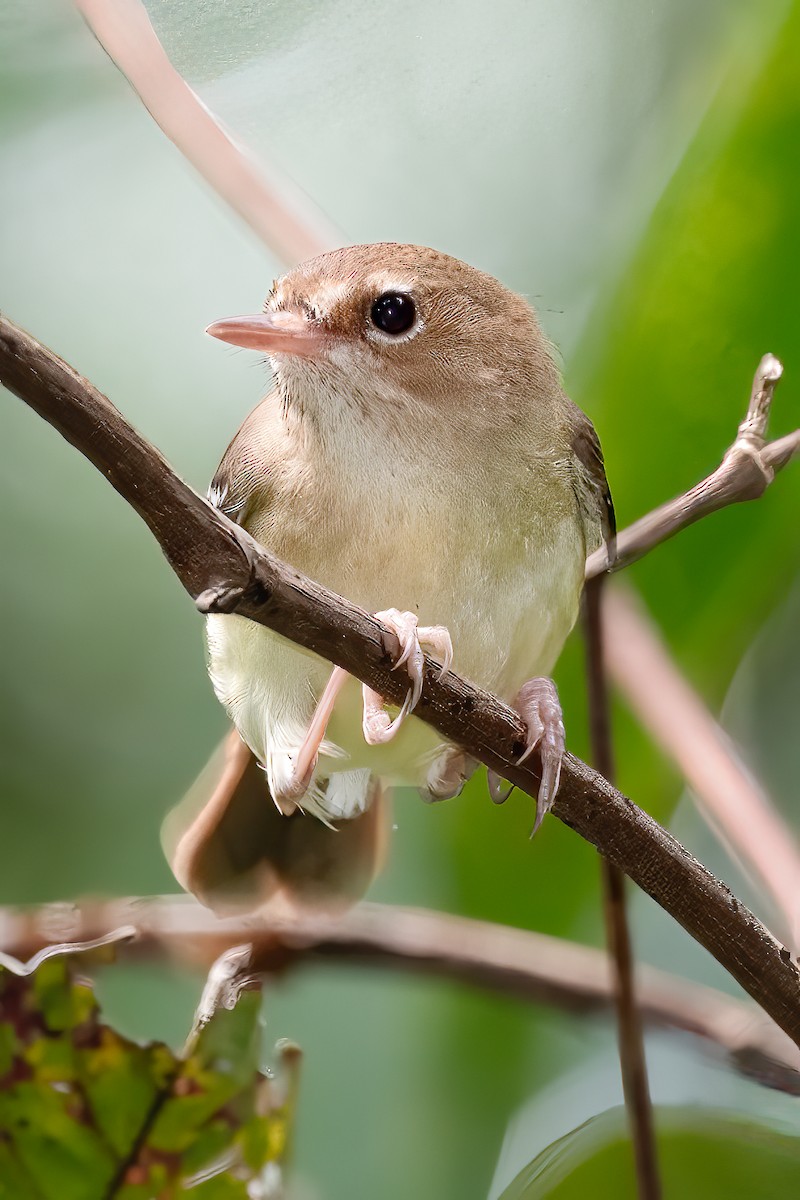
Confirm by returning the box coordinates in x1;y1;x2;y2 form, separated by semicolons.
165;243;613;913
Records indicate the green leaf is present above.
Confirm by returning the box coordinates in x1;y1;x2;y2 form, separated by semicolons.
0;1140;43;1200
499;1106;800;1199
77;1029;169;1159
32;957;95;1034
0;1081;117;1200
571;0;800;697
0;947;294;1197
184;1175;252;1200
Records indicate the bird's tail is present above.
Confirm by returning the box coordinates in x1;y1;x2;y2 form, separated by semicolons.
162;728;387;915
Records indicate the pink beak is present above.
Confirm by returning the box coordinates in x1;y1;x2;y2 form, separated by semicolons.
205;310;324;357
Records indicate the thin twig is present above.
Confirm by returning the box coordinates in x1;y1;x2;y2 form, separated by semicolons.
585;577;661;1199
586;354;800;946
74;0;337;265
3;318;800;1049
586;355;797;578
604;585;800;946
1;896;797;1095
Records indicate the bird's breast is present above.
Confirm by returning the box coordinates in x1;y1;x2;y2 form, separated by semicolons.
207;449;585;786
255;461;584;695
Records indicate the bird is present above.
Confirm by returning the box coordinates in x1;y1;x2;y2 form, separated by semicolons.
164;243;614;914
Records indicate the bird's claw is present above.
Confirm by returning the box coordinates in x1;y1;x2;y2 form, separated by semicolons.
487;770;514;805
486;677;565;835
519;677;565;835
195;582;247;615
271;754;317;815
363;609;453;746
283;612;454;806
419;748;477;803
362;682;415;745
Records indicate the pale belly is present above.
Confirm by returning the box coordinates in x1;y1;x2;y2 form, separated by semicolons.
205;504;585;801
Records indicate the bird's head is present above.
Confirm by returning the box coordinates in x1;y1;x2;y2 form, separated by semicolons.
206;243;559;433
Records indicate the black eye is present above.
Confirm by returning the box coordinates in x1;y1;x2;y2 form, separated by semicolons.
370;292;416;335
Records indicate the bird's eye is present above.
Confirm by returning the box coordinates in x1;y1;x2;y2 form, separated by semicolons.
370;292;416;336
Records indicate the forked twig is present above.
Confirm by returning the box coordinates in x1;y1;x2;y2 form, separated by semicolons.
587;356;800;943
586;355;797;578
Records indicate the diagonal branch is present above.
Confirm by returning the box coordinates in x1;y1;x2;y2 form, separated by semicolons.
75;0;337;265
2;896;798;1096
3;314;800;1049
604;585;800;945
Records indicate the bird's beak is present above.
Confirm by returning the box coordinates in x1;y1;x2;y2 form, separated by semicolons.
205;310;324;357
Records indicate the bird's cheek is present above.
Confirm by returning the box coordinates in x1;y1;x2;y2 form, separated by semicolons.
323;340;373;375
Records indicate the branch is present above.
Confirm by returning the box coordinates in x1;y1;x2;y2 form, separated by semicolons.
604;585;800;945
75;0;337;265
1;897;797;1096
583;353;800;943
585;578;660;1199
3;315;800;1050
586;354;799;578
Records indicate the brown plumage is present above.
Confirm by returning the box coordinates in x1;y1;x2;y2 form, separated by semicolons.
164;243;613;913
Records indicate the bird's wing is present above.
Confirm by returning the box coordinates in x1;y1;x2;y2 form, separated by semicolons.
565;401;616;564
163;729;387;915
187;395;386;913
207;393;277;527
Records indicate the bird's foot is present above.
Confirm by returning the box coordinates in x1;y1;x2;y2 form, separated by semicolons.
287;611;452;804
362;609;453;745
487;677;565;836
419;747;477;803
270;754;318;816
284;666;351;811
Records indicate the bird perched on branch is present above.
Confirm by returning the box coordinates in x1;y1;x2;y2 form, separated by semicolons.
164;243;614;913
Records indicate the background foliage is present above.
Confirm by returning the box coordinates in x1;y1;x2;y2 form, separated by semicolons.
1;1;799;1196
0;946;290;1198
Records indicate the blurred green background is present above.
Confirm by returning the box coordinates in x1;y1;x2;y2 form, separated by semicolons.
1;1;799;1196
